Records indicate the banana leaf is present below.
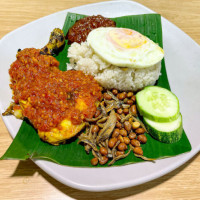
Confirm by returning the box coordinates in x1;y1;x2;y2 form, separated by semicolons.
0;13;191;167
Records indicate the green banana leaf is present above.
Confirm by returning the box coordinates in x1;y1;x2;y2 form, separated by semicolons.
0;13;191;167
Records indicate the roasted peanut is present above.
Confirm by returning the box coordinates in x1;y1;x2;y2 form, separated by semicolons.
99;156;108;165
116;121;122;129
108;138;117;148
127;92;134;98
129;132;136;140
100;147;108;156
118;92;127;100
118;142;127;151
117;135;124;143
124;121;132;132
104;93;112;100
130;105;137;115
112;128;120;138
112;89;118;95
123;108;129;114
119;129;127;137
133;147;143;155
131;95;136;102
116;151;125;156
115;113;121;121
117;108;123;114
127;99;134;105
131;139;140;147
135;128;145;134
137;134;147;144
124;137;130;145
91;157;98;166
132;121;140;129
92;125;99;134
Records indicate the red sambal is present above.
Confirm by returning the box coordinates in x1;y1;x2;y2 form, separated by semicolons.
9;48;102;132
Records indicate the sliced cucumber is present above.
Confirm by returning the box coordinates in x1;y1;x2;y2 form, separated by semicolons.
136;86;179;122
144;114;183;143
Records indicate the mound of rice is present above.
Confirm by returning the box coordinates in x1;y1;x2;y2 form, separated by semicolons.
67;42;161;91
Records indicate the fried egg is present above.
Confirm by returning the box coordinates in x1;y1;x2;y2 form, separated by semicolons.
87;27;164;68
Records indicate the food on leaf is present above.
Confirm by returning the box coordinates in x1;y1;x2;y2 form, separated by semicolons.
40;28;65;55
136;86;179;122
66;15;116;44
136;86;183;143
144;114;183;143
1;13;191;167
78;89;151;166
5;48;102;145
67;27;164;91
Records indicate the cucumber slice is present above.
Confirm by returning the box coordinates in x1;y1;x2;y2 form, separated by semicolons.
136;86;179;122
144;114;183;143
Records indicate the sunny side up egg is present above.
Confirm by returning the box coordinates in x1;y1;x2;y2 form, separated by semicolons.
87;27;164;68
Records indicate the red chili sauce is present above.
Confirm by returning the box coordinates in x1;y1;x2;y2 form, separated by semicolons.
9;48;102;132
66;15;116;44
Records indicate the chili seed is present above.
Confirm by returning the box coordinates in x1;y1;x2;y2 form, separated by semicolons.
118;142;127;151
133;147;143;155
100;147;108;156
131;139;140;147
91;157;98;166
129;132;136;140
132;121;140;129
108;138;117;148
135;128;145;134
124;121;132;132
137;134;147;144
99;156;108;165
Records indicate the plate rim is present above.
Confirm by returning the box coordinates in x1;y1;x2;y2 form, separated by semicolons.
0;0;200;192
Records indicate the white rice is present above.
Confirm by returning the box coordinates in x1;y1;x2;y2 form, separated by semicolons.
67;42;161;91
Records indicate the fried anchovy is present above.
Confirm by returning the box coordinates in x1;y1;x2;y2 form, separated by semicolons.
109;147;132;166
96;110;117;143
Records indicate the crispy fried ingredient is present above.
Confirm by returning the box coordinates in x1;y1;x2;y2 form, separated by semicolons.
78;89;152;166
7;48;102;144
96;110;117;143
40;28;65;55
2;102;23;119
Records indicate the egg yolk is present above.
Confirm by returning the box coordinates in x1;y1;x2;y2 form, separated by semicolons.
108;28;147;50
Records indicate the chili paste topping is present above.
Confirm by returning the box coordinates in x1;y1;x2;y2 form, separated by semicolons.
66;15;116;44
9;48;102;132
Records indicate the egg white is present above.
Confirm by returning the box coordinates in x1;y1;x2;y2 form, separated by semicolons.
87;27;164;68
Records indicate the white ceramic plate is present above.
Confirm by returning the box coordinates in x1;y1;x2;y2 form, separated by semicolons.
0;0;200;192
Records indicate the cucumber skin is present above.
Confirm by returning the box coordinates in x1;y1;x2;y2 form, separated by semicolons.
143;117;183;144
136;86;180;123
